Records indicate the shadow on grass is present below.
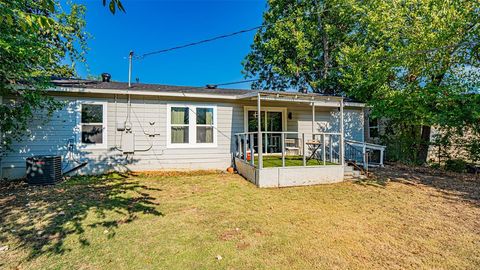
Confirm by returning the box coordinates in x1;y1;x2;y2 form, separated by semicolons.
369;166;480;206
0;173;162;261
354;176;389;188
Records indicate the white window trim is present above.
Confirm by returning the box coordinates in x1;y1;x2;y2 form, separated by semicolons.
76;100;108;149
166;104;218;148
243;106;288;132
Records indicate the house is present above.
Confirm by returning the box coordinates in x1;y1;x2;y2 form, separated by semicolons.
0;76;385;187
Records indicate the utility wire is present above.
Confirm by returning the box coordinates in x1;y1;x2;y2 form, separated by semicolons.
215;79;259;86
136;26;261;59
135;11;327;60
210;42;477;87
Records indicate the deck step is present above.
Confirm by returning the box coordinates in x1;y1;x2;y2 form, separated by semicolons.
343;165;364;180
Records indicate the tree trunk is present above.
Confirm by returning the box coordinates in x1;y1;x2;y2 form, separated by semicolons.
417;125;431;164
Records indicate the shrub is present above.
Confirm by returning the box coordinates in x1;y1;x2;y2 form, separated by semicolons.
445;159;468;173
429;163;441;170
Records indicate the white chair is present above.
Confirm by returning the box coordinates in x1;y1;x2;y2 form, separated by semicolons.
285;138;300;156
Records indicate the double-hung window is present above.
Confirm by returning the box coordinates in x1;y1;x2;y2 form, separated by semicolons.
168;105;216;147
79;101;107;148
170;107;190;144
196;108;214;143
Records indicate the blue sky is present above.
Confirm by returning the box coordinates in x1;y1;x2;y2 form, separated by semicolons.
74;0;266;89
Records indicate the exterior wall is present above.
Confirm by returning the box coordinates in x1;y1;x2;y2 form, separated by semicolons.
1;94;244;179
282;104;364;141
1;93;365;179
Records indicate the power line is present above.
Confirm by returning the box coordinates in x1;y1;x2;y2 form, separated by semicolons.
135;11;328;60
215;79;259;86
210;41;478;87
136;26;261;59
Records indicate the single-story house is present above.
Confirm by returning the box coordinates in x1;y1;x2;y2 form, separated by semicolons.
0;76;385;187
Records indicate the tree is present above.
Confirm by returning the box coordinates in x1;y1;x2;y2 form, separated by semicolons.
245;0;479;164
243;0;357;94
0;0;88;152
103;0;125;14
338;0;480;163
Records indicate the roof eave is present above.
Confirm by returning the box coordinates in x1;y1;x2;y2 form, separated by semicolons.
49;86;240;100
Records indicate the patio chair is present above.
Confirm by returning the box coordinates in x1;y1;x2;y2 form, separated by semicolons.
285;138;300;156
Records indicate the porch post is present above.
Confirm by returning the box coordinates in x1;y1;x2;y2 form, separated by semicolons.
329;135;333;162
340;98;345;166
281;132;285;167
380;148;384;167
249;133;255;166
311;102;315;134
243;134;247;162
236;135;241;158
363;143;368;170
322;134;326;165
302;133;306;166
257;93;263;169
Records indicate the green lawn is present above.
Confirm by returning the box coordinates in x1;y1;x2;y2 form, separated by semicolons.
253;155;338;167
1;169;479;269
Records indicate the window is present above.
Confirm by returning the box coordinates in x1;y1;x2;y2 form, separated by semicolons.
196;108;214;143
168;105;216;147
171;107;189;144
369;118;379;138
79;102;107;148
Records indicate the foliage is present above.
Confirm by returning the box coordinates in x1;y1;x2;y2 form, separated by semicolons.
103;0;125;14
245;0;479;164
338;0;480;163
243;0;357;94
445;159;468;173
0;0;88;152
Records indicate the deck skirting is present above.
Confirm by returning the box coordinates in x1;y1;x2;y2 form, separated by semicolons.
235;157;344;188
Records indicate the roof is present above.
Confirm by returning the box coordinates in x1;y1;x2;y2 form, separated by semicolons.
52;79;251;96
50;79;364;107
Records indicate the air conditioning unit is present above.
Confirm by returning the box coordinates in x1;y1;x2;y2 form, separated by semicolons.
26;155;62;185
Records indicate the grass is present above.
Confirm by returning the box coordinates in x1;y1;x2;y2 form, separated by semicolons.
253;155;338;168
0;168;479;269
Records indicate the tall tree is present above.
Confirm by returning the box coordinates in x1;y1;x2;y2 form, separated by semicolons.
245;0;479;163
243;0;356;94
339;0;480;163
0;0;88;151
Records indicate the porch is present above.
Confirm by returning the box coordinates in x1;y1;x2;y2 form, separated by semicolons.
233;91;385;188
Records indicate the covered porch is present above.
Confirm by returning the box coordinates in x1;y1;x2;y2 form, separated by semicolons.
233;91;384;188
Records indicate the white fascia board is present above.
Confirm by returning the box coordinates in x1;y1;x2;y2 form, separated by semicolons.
50;87;239;100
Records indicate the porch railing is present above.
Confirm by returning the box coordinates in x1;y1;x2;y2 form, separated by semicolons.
345;139;386;168
234;131;343;169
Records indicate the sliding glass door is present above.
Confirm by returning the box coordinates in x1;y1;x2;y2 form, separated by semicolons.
247;109;285;154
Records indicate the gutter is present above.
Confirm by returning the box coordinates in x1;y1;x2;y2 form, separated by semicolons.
47;87;366;107
50;87;240;100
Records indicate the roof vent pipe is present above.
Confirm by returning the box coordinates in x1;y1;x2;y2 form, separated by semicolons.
101;73;111;82
128;51;134;88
